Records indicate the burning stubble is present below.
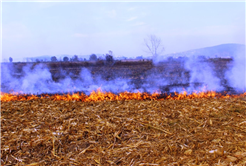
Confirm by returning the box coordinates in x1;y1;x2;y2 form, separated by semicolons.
1;52;245;95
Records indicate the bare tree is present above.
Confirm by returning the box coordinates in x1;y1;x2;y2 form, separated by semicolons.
144;35;165;60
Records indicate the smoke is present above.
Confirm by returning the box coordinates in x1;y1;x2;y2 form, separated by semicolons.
225;47;246;92
141;56;224;94
184;57;223;93
1;48;245;95
1;63;134;95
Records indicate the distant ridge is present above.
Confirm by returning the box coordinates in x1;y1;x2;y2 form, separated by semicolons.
17;43;246;62
164;43;245;58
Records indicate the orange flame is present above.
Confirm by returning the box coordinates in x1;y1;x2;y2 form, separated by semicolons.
1;89;245;102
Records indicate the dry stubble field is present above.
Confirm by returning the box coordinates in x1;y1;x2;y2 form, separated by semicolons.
1;95;246;165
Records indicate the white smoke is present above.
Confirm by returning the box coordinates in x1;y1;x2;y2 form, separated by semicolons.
225;48;246;92
184;57;223;93
1;48;245;95
1;63;134;95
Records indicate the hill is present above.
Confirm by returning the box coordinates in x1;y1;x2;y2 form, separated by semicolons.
164;43;245;59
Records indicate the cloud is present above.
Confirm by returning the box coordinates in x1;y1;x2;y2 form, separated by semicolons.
126;16;138;21
73;33;89;38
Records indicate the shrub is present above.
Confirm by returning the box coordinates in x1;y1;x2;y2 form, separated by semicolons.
89;54;97;61
9;57;13;62
51;56;57;62
72;55;79;62
63;56;69;62
106;54;113;62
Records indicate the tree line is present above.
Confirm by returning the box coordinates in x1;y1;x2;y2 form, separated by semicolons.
7;35;165;63
8;52;114;63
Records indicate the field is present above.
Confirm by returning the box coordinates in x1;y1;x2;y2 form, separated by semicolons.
1;58;234;94
2;59;246;165
1;96;246;165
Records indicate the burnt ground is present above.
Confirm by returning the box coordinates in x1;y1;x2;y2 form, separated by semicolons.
1;58;235;94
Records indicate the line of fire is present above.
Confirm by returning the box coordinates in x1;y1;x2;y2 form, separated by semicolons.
1;56;245;102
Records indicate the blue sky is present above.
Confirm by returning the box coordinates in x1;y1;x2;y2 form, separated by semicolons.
1;1;245;62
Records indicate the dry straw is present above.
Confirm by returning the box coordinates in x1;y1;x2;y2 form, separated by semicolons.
1;96;246;165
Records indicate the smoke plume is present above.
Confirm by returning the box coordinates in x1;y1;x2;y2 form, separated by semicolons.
1;63;134;95
225;47;246;92
1;46;245;95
